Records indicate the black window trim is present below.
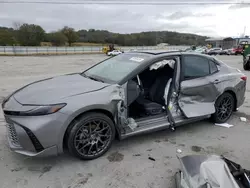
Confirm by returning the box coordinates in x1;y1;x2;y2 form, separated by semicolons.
209;59;219;75
181;54;218;81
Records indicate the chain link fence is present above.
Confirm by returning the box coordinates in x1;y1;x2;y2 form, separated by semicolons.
0;45;189;55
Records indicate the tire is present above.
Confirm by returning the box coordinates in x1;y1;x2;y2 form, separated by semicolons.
243;59;250;70
211;92;235;123
66;112;116;160
244;63;248;70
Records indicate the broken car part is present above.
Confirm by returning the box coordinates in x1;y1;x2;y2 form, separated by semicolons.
175;155;250;188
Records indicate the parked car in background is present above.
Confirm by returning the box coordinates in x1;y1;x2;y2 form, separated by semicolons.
227;48;235;55
207;48;222;55
232;46;244;55
107;50;123;56
184;46;207;53
194;47;207;54
2;51;246;160
218;49;230;55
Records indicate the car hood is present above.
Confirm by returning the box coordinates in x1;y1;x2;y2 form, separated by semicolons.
13;74;110;104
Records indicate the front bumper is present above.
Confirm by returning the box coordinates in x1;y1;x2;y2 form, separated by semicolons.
2;97;69;157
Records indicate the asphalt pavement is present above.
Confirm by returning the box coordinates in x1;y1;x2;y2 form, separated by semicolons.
0;54;249;188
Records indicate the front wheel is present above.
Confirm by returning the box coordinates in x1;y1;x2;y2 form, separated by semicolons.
66;112;116;160
211;92;235;123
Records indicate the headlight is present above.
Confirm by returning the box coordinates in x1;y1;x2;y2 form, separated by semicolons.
9;103;67;116
23;103;66;116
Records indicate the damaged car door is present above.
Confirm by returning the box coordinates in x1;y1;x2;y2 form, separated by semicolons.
117;79;141;132
178;55;220;118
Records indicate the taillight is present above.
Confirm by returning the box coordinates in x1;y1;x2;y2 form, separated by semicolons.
241;76;247;81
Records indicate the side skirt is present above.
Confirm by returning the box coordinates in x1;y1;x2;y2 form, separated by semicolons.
120;115;210;140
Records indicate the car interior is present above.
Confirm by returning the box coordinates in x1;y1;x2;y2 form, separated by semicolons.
127;59;175;120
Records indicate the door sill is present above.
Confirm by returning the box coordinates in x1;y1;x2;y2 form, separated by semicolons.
121;114;169;139
134;113;166;123
120;115;210;140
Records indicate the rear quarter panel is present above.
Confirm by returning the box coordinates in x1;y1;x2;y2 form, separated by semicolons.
215;64;246;108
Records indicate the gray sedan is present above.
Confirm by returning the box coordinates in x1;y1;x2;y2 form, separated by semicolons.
2;51;247;160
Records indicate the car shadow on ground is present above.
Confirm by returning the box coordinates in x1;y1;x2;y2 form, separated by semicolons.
7;112;246;176
11;119;212;164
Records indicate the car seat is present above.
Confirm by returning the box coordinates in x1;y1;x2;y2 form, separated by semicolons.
136;68;173;115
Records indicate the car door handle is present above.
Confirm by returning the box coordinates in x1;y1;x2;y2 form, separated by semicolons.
213;79;220;84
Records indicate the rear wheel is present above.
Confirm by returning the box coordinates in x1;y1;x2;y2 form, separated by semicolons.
212;92;235;123
66;112;115;160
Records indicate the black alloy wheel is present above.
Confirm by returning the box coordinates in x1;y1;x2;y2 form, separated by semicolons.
67;112;115;160
212;92;235;123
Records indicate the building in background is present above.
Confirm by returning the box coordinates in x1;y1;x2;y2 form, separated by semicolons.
205;37;236;49
234;37;250;45
205;36;250;49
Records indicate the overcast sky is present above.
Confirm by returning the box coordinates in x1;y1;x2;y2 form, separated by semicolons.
0;0;250;37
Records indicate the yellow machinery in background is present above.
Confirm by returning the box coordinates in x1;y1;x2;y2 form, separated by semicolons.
102;44;122;54
206;44;212;49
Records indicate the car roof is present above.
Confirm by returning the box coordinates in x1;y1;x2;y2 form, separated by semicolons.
128;50;182;55
126;50;215;60
118;50;220;85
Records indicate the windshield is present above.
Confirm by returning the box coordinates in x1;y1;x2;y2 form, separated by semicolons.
82;53;150;83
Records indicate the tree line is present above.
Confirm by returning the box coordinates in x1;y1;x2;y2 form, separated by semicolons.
0;23;208;46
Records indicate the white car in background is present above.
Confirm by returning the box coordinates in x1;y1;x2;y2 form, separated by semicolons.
107;50;123;56
194;47;207;54
227;48;235;55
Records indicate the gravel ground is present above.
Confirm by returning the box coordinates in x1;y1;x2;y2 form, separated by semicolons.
0;54;250;188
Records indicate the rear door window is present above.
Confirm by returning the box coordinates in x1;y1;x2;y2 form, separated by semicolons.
182;55;210;80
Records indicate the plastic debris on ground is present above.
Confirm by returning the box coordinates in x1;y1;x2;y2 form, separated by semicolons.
176;149;182;154
148;157;156;161
240;117;247;122
215;123;234;128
